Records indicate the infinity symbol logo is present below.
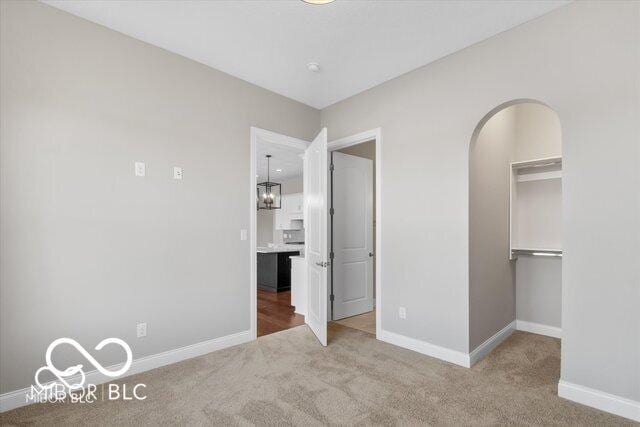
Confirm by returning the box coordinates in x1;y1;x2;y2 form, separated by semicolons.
34;338;132;391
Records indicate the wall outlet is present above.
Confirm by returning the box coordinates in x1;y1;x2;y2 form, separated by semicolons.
136;322;147;338
135;162;146;177
399;307;407;319
173;166;183;180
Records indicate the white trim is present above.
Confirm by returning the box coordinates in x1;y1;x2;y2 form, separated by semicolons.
516;319;562;339
469;321;515;366
378;329;470;368
511;155;562;169
250;127;309;341
0;330;251;413
327;127;382;339
327;128;380;151
558;380;640;422
517;170;562;182
251;127;310;151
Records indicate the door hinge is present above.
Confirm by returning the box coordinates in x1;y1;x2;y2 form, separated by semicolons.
329;294;335;302
330;251;334;259
329;163;334;171
329;207;334;216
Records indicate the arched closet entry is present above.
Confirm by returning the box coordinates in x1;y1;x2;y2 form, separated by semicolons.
469;100;563;355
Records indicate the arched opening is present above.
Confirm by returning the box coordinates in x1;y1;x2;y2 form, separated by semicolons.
469;100;562;361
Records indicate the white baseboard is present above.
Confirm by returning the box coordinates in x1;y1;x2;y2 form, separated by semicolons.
558;380;640;422
378;329;470;368
516;320;562;338
469;321;515;366
0;329;252;413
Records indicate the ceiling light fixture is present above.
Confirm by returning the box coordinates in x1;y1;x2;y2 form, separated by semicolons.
302;0;335;5
307;62;320;73
256;155;281;210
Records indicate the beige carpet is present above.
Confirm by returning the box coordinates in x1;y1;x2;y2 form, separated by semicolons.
0;324;633;426
334;310;376;335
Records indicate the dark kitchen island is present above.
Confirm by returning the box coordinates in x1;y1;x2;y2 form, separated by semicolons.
257;249;301;292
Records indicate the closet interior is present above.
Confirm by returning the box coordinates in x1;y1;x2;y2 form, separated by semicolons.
510;156;562;259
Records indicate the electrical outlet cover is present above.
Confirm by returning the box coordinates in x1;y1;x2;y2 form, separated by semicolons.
137;323;147;338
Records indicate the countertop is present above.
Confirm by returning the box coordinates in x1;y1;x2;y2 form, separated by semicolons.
257;244;304;254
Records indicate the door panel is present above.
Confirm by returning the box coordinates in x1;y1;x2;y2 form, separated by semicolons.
305;128;328;346
332;152;374;320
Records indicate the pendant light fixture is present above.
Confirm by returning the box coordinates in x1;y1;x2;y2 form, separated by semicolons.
257;154;282;210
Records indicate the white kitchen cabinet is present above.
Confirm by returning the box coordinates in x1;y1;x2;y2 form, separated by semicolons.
290;255;307;316
288;193;303;218
274;195;288;230
274;193;304;230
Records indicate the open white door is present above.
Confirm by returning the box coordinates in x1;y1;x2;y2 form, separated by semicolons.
304;128;328;346
332;152;374;320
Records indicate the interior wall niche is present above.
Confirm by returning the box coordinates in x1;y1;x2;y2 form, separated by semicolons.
469;101;562;351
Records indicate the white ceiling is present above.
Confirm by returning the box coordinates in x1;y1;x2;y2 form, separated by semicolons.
256;142;303;183
42;0;569;109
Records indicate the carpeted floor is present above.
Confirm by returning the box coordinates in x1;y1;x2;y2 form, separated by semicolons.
334;310;376;335
0;324;633;426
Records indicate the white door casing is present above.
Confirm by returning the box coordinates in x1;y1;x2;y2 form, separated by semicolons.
331;152;374;320
304;128;329;346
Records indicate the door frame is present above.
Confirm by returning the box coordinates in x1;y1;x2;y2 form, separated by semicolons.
327;128;382;339
250;127;309;340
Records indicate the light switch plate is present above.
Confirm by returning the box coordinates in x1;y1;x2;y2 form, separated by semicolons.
240;229;247;241
399;307;407;319
135;162;145;177
173;166;183;180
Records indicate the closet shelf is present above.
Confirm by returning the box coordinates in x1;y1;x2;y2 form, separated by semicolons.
516;170;562;182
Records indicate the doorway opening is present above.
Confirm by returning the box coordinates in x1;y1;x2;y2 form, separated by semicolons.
469;100;562;364
250;128;308;339
250;127;382;346
327;129;382;339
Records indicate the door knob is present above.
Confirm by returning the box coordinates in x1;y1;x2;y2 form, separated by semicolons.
315;261;330;267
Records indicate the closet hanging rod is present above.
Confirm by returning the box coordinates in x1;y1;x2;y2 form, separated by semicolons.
511;248;562;257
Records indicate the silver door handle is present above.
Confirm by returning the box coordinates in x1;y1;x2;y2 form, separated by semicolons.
315;261;330;267
369;252;374;257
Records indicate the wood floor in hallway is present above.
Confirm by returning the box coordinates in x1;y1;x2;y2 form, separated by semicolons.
333;309;376;335
257;289;305;337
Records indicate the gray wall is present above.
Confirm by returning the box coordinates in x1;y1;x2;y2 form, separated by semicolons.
0;0;319;394
321;0;639;402
469;107;516;350
516;257;562;327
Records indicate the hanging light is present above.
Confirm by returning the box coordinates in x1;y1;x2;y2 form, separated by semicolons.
257;155;282;210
